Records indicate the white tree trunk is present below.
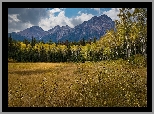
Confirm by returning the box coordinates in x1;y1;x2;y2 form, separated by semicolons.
134;43;136;55
125;36;129;58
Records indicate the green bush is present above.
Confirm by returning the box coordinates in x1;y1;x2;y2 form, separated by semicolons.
8;58;16;63
128;54;147;67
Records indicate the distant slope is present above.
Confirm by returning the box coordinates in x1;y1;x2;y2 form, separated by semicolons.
16;26;49;40
42;25;72;42
59;15;115;42
8;32;26;41
8;14;115;42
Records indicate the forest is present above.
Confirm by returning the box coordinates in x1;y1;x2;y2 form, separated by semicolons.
8;8;147;63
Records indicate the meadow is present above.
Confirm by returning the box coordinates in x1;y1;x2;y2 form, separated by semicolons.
8;58;147;107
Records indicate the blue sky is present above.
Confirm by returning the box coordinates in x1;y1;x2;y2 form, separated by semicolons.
46;8;112;17
8;8;120;33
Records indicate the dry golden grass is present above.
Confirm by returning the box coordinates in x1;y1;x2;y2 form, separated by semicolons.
8;60;147;107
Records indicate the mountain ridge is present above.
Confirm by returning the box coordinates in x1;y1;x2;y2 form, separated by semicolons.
8;14;115;42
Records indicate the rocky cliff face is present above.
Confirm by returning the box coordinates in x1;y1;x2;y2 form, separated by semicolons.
58;14;115;42
16;26;49;40
8;14;115;42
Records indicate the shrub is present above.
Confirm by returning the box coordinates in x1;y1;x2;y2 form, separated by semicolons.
8;58;16;63
128;54;147;67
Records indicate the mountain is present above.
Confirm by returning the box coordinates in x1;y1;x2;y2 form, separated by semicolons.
8;26;49;41
16;26;49;40
8;32;26;41
42;25;72;42
8;14;115;42
59;15;115;42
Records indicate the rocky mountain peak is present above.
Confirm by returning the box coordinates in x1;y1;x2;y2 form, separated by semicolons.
8;14;115;42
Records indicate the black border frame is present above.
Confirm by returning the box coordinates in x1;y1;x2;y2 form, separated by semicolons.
2;2;152;112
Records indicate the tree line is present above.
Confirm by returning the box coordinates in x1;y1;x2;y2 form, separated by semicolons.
8;8;147;63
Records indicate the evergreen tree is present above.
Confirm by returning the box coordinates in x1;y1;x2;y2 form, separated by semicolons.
82;38;85;46
48;38;53;45
93;37;97;43
31;36;36;48
23;38;29;47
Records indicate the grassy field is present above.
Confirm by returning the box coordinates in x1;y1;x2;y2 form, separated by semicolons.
8;60;147;107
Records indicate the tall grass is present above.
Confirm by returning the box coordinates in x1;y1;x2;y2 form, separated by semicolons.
8;59;147;107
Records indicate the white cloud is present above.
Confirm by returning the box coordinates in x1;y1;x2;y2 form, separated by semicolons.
8;8;48;32
39;10;94;31
8;21;33;33
103;8;120;21
103;8;135;21
8;14;34;33
39;10;73;31
60;8;65;10
93;8;100;12
70;13;94;26
73;13;93;22
8;14;20;22
8;8;95;32
49;8;61;14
